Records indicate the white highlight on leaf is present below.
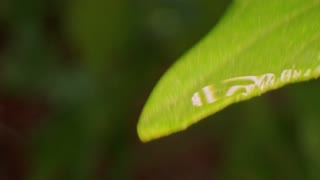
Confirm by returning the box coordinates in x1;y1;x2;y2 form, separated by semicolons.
304;69;311;77
224;73;275;97
225;84;255;96
280;69;293;82
191;92;202;106
292;69;302;79
203;86;216;103
314;65;320;75
192;65;319;107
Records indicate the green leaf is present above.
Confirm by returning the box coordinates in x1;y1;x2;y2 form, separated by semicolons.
137;0;320;142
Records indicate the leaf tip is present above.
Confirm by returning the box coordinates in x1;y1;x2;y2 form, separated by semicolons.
137;121;152;143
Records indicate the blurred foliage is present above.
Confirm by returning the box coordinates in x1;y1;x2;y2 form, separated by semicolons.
0;0;320;180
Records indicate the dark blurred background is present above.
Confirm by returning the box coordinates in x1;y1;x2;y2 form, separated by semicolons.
1;0;320;179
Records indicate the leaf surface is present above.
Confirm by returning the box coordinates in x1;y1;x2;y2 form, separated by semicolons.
138;0;320;142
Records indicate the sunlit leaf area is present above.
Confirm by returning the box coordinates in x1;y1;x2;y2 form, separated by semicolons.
1;0;320;179
138;0;320;142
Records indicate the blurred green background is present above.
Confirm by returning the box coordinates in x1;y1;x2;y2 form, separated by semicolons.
1;0;320;179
